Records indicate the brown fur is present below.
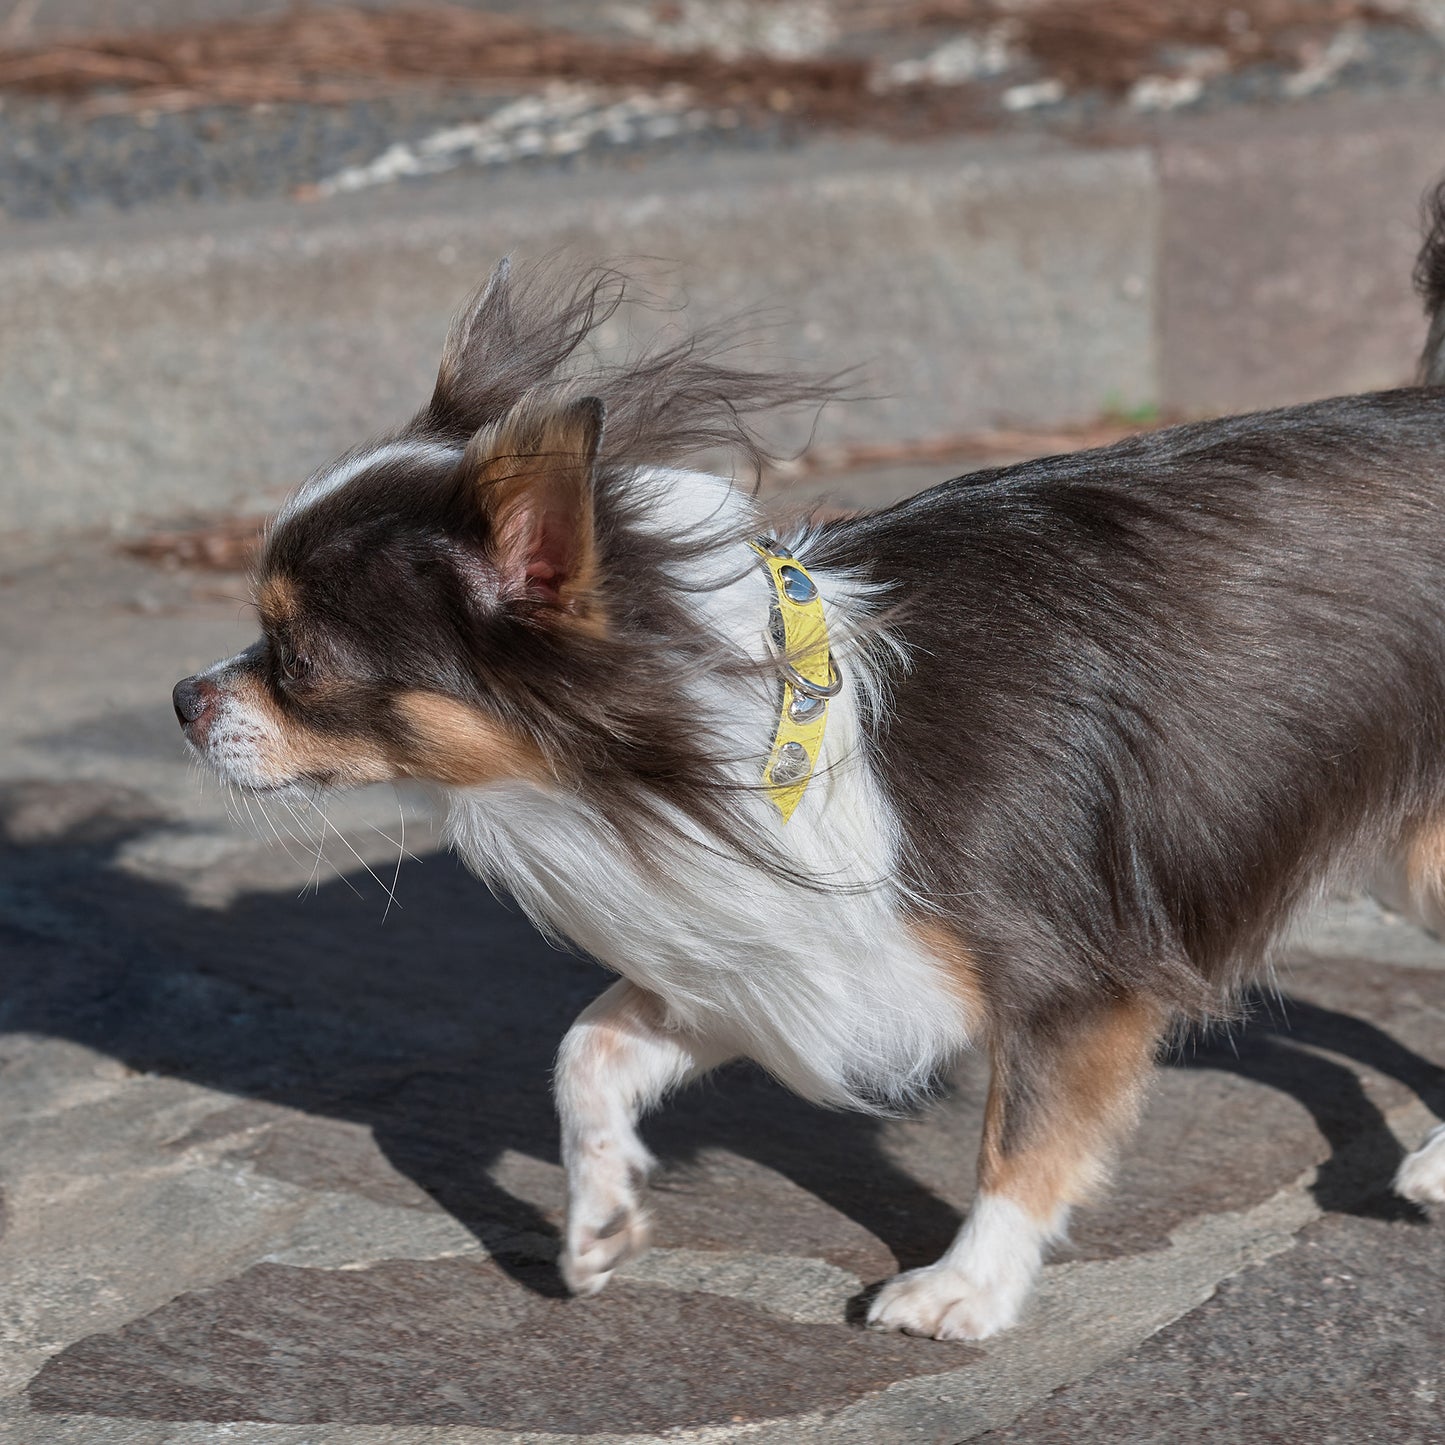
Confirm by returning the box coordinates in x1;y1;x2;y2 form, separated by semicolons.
422;258;845;480
979;997;1163;1222
909;917;989;1029
392;692;551;788
256;575;299;629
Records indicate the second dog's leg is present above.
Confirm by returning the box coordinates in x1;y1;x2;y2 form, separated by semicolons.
555;979;734;1295
868;994;1163;1341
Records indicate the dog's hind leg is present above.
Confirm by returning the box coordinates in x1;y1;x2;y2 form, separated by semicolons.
1373;820;1445;1204
555;979;734;1295
868;994;1164;1341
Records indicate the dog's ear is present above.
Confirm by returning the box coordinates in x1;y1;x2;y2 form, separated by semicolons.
465;394;606;618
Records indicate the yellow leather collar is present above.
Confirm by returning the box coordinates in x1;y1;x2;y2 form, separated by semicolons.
749;538;840;822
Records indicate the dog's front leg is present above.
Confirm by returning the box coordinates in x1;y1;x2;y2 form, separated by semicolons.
869;994;1163;1341
555;978;733;1295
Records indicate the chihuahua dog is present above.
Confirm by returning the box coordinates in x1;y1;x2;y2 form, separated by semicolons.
176;202;1445;1341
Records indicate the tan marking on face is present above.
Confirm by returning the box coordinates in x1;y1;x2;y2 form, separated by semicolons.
909;917;988;1027
257;575;300;629
228;667;395;786
979;995;1162;1223
226;670;394;787
391;692;551;787
221;671;551;791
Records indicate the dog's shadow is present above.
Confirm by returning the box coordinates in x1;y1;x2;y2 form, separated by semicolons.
1;783;1441;1298
1174;990;1445;1223
0;787;967;1287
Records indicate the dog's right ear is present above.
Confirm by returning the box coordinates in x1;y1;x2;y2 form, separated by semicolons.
429;257;514;420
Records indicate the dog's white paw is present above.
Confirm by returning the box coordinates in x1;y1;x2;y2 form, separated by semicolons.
560;1149;654;1296
1397;1122;1445;1205
867;1262;1024;1342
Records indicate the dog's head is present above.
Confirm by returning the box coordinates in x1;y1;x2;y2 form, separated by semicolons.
173;392;605;795
174;259;838;818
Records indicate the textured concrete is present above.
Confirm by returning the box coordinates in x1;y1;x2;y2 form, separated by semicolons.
0;130;1159;536
9;89;1445;540
2;529;1445;1442
1157;95;1445;414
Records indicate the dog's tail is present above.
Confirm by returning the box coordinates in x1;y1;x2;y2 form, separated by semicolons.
1415;179;1445;385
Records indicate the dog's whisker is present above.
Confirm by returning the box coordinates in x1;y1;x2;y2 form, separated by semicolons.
363;814;424;866
276;792;359;901
294;795;381;906
379;797;406;926
254;794;317;873
245;791;310;867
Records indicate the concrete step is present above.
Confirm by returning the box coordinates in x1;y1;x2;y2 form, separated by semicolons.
3;90;1443;538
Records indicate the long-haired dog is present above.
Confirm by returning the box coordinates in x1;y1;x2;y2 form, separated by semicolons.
175;197;1445;1342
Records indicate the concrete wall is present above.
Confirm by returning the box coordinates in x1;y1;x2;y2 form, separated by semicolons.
3;93;1443;536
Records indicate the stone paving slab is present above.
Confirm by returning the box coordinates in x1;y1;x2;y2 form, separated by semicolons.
2;532;1445;1441
978;1210;1445;1445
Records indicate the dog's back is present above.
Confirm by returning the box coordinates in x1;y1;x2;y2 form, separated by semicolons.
813;388;1445;1020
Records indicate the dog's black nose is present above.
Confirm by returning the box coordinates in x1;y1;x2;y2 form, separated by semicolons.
172;676;217;728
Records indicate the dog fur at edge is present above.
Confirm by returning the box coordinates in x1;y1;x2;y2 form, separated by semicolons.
175;202;1445;1342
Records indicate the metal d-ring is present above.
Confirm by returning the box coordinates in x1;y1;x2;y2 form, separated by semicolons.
763;608;844;700
781;657;843;700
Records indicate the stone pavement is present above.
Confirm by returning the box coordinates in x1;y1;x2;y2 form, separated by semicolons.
1;525;1444;1445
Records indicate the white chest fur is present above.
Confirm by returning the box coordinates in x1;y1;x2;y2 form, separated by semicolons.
443;470;972;1108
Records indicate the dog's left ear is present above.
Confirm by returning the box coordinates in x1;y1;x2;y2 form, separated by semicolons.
466;395;606;617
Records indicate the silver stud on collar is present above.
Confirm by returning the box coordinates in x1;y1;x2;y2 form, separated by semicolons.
787;692;827;724
769;740;812;786
779;564;817;604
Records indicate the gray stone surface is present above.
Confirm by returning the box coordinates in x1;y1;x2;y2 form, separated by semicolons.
2;528;1445;1441
7;12;1445;1439
978;1211;1445;1445
1157;95;1445;415
0;0;598;39
0;130;1159;537
10;88;1445;541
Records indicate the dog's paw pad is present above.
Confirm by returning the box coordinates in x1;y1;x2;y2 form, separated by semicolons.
866;1264;1020;1342
1397;1123;1445;1205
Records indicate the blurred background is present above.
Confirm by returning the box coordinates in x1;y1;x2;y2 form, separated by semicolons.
4;0;1445;547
